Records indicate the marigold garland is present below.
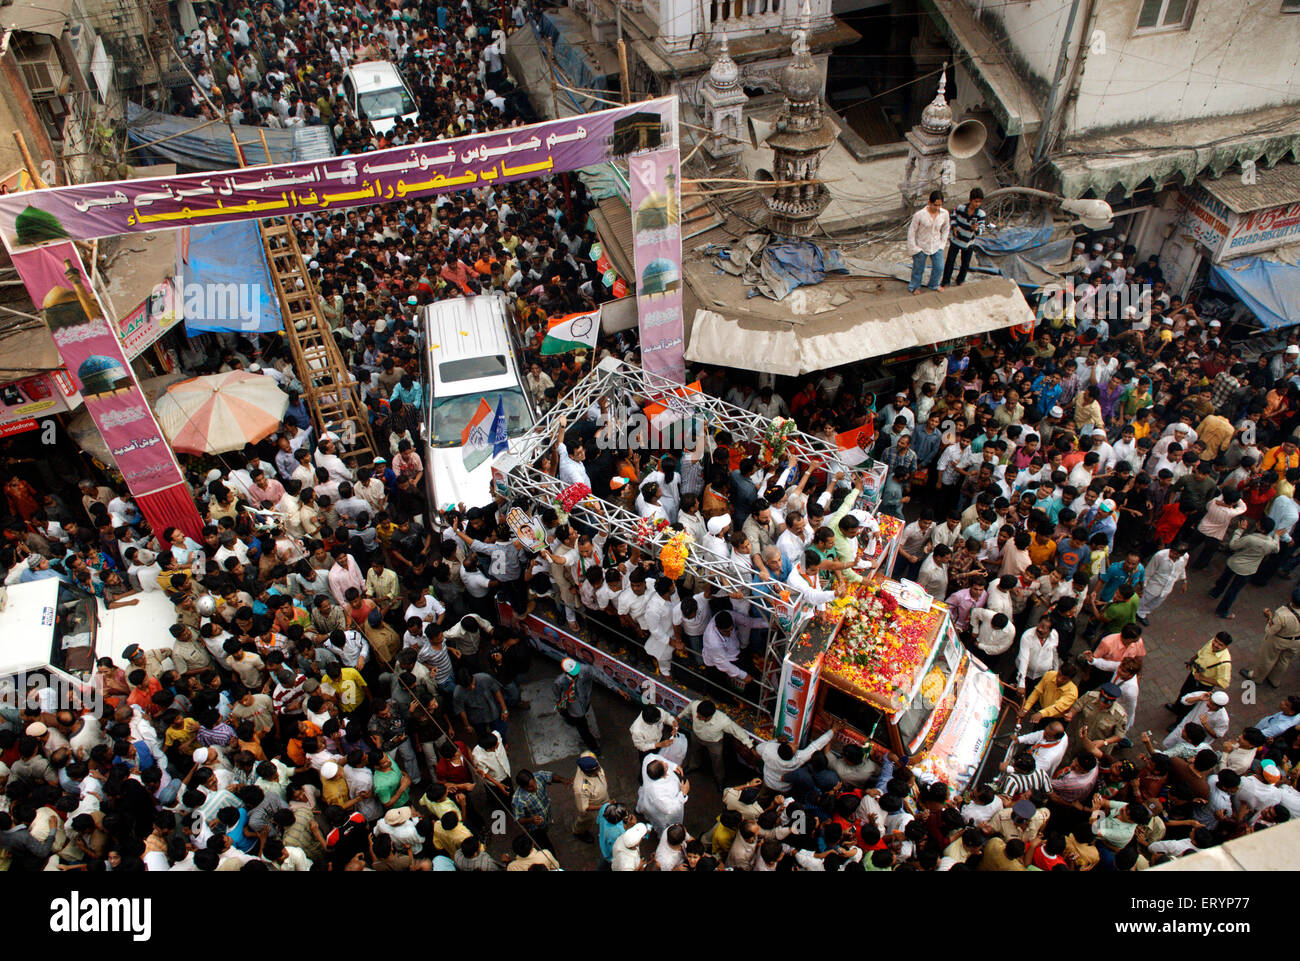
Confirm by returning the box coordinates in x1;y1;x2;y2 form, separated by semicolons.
819;582;941;712
659;531;693;580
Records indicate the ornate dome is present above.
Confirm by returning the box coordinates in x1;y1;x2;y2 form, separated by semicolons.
920;68;954;134
781;1;821;104
781;56;821;104
708;30;740;90
640;257;680;295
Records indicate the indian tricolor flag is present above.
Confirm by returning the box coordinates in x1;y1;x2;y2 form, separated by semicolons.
540;309;601;356
835;423;875;467
643;380;702;434
461;398;495;472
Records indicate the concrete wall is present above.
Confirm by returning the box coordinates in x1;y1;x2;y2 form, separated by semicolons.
973;0;1075;90
0;56;59;180
975;0;1300;136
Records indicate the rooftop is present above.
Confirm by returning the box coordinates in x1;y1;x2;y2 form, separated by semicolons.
1049;102;1300;199
1199;160;1300;215
734;96;993;234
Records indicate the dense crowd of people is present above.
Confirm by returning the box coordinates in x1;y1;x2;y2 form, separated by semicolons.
2;0;1300;873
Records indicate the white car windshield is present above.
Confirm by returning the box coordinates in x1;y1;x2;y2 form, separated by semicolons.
358;87;414;120
430;388;533;447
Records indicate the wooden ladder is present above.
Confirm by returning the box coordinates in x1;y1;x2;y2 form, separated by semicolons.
258;219;377;467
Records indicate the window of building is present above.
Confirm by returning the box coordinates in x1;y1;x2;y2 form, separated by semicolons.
11;33;70;144
1135;0;1195;32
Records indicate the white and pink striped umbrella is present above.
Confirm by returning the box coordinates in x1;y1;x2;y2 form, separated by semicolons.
156;370;289;455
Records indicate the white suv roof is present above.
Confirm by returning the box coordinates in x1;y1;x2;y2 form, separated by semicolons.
346;60;406;94
424;295;519;395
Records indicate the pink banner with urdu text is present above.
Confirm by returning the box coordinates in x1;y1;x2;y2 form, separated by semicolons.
6;241;202;538
629;147;686;384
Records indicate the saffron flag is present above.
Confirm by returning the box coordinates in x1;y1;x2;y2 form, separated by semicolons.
461;398;495;472
643;380;702;434
540;310;600;356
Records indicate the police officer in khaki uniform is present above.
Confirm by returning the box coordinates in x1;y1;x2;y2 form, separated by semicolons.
1064;682;1128;760
1242;593;1300;688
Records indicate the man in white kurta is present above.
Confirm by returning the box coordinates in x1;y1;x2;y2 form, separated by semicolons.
1137;545;1188;621
1164;690;1230;751
636;754;687;833
643;581;681;676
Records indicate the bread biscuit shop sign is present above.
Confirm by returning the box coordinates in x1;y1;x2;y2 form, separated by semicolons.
1226;201;1300;257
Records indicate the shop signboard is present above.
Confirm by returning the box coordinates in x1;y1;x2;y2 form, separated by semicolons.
1175;185;1230;260
0;373;73;427
1224;201;1300;258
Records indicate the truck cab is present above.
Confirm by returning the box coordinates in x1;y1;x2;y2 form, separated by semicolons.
0;580;179;711
778;576;1007;791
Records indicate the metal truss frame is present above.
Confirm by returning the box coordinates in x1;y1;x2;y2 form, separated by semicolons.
494;357;889;720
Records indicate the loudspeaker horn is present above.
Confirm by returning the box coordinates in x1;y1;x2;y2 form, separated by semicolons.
747;117;778;151
947;118;987;159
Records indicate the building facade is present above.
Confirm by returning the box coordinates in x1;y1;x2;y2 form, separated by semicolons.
580;0;859;107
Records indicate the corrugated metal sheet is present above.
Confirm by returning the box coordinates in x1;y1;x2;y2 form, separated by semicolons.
1;0;72;38
1200;162;1300;214
293;126;337;163
592;196;635;282
685;276;1034;375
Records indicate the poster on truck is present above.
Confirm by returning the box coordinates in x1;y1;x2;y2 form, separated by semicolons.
514;610;692;716
775;651;822;746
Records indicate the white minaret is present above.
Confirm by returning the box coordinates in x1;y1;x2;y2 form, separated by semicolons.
702;29;748;165
899;64;955;207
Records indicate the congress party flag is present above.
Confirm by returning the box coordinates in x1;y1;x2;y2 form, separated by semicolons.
490;395;509;456
835;423;875;467
540;309;600;356
461;398;495;472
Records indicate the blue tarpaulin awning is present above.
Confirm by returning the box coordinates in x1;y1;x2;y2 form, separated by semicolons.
182;221;283;335
1209;253;1300;330
126;103;336;170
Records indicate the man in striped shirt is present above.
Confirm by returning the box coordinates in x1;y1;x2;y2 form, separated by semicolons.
941;187;987;287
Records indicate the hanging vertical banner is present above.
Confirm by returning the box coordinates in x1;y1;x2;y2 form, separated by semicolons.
629;147;686;384
5;241;203;538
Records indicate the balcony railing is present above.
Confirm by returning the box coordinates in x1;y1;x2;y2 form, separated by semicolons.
709;0;782;25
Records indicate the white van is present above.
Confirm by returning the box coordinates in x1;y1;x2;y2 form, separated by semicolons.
341;61;419;136
0;580;178;709
422;294;536;511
